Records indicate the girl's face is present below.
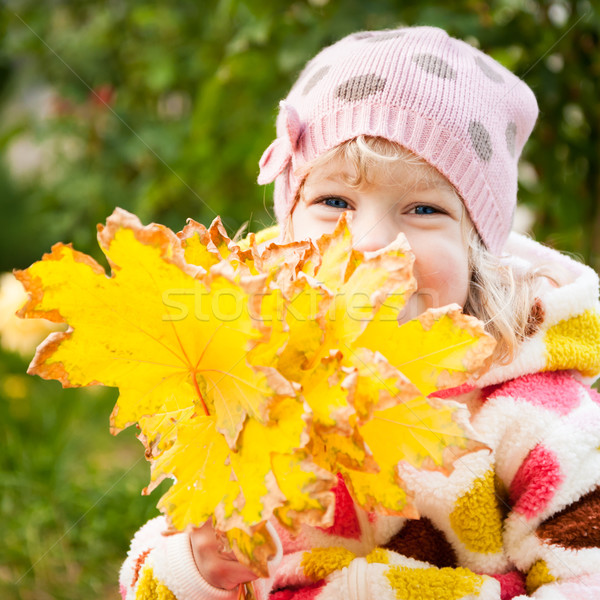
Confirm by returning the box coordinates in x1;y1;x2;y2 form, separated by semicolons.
291;156;471;321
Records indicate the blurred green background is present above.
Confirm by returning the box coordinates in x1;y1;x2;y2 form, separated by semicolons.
0;1;598;598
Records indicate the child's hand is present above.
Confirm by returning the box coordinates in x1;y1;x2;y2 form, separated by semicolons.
190;521;259;590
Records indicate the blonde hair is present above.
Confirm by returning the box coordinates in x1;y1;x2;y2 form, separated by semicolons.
289;136;542;366
463;228;543;365
295;135;447;189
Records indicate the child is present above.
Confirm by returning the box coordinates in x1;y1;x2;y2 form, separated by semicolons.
119;26;600;600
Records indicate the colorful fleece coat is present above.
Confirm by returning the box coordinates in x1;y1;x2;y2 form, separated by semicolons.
119;233;600;600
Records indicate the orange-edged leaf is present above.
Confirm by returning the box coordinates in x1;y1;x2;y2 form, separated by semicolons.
271;450;336;531
330;233;416;346
16;239;201;430
355;304;496;396
338;398;462;517
178;219;221;271
179;217;257;275
180;216;231;262
236;225;280;252
340;463;417;518
17;208;288;448
297;350;354;431
152;395;334;534
253;277;331;382
254;238;314;284
309;427;377;473
225;522;279;578
360;396;477;474
153;413;238;527
341;394;484;516
223;397;308;530
137;404;196;458
345;348;421;422
308;213;356;288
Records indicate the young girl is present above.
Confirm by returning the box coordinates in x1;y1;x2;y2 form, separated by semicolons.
119;26;600;600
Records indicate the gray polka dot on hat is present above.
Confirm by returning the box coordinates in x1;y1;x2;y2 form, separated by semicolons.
303;66;331;95
505;121;517;157
475;56;504;83
413;53;457;79
352;32;375;40
469;121;493;162
366;31;407;42
336;74;387;102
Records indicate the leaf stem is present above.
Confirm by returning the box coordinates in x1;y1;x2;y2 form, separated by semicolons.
192;371;211;416
238;582;256;600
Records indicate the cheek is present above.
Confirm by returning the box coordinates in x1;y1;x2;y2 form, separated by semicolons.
289;209;305;242
290;205;318;241
290;205;339;242
410;240;470;309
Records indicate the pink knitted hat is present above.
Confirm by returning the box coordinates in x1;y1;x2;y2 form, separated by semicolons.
257;26;538;254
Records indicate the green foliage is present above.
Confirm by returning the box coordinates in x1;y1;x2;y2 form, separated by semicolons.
1;1;598;269
0;346;169;599
0;1;599;598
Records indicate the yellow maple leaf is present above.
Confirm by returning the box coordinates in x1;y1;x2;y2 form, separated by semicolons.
16;209;294;447
225;523;280;578
148;397;335;574
179;217;258;277
340;395;480;515
138;404;196;458
355;304;496;396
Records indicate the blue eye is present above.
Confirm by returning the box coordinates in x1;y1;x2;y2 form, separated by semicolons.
323;197;350;209
414;205;439;215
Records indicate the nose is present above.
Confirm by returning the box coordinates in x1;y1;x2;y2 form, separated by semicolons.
350;217;401;253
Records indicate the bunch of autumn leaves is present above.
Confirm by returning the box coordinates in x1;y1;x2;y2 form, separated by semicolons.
16;208;494;573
